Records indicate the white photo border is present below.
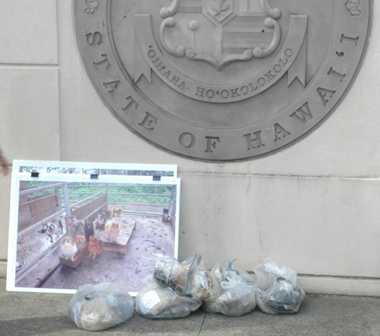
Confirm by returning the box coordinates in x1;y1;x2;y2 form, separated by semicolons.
7;160;180;296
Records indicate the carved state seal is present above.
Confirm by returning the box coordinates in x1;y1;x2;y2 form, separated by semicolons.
75;0;371;161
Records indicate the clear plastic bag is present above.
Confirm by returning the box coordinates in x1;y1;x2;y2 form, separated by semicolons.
154;254;221;302
203;261;257;317
182;254;221;302
136;275;202;319
254;260;305;314
153;254;195;295
68;282;134;331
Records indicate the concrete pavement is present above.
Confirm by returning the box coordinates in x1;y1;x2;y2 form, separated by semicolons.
1;279;380;336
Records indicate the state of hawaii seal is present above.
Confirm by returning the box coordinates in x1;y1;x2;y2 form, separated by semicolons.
75;0;371;161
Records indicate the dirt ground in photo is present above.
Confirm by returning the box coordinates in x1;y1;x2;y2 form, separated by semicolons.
40;216;175;292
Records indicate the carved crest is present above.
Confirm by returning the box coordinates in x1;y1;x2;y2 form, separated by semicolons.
75;0;371;161
159;0;282;70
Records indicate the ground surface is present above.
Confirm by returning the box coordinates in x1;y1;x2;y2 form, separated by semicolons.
17;216;174;293
2;279;380;336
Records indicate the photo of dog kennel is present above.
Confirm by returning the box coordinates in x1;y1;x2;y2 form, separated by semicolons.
10;179;179;294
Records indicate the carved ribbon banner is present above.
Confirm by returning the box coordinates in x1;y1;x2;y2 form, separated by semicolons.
134;14;308;104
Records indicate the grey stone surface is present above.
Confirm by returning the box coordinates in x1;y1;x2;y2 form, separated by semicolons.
0;0;58;64
178;173;380;279
0;0;378;299
0;67;60;161
0;173;11;261
1;280;380;335
57;0;380;178
74;0;370;161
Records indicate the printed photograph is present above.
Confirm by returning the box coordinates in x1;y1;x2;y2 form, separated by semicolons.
8;167;180;295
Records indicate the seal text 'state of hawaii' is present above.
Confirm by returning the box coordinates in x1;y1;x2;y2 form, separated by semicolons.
76;0;371;161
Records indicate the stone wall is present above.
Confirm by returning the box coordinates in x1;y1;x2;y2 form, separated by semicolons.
0;0;379;296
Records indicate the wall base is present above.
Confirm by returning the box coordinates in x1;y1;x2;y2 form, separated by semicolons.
0;261;6;279
299;275;380;297
1;261;380;296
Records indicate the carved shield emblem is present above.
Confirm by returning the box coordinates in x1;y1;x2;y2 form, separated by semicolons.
74;0;371;162
159;0;281;69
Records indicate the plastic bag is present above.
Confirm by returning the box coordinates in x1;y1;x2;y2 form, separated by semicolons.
136;275;202;319
254;260;305;314
154;254;221;302
68;282;134;331
177;254;221;302
153;254;195;295
203;261;257;316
